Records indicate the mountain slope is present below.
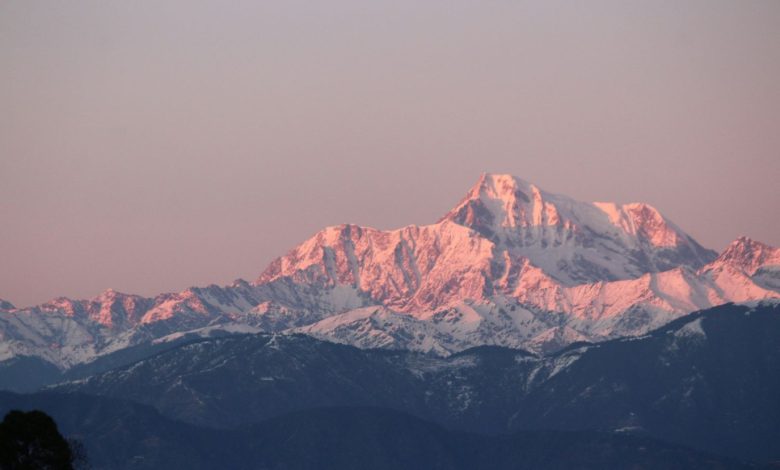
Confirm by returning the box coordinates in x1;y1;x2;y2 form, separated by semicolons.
294;247;780;355
0;393;751;470
0;279;369;369
514;302;780;462
55;302;780;462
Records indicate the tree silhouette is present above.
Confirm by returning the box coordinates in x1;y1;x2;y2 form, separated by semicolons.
0;410;88;469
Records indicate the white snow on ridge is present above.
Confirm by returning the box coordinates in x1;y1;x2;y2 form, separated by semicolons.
1;174;778;369
674;318;707;339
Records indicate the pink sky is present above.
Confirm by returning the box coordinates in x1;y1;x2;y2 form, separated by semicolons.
1;1;779;307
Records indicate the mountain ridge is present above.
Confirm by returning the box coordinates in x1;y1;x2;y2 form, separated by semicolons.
51;302;780;463
1;174;777;369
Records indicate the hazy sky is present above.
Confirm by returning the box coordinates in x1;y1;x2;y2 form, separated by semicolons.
2;1;779;307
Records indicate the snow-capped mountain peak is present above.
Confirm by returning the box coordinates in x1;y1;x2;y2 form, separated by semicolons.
1;174;776;369
255;174;720;310
443;173;687;249
90;289;152;328
593;201;683;248
440;173;567;231
256;221;495;311
708;236;780;275
444;173;716;283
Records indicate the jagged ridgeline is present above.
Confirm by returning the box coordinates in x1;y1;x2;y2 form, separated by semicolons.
1;174;777;375
1;174;779;468
9;302;780;468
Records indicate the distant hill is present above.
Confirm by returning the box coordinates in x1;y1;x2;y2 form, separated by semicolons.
0;392;755;470
53;302;780;463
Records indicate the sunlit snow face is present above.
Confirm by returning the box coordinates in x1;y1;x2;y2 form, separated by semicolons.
2;1;779;307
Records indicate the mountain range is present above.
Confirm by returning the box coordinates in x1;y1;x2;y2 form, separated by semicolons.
51;302;780;463
1;173;778;374
2;173;779;468
0;301;774;468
